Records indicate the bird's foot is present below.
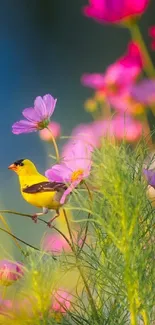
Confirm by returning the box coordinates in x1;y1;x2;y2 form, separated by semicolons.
31;214;38;224
47;214;59;228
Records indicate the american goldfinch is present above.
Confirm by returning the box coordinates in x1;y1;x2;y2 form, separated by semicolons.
8;159;67;225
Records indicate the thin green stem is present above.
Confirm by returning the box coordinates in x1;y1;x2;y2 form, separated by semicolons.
63;208;100;322
0;227;40;251
78;181;92;253
128;23;155;78
46;127;60;162
63;208;74;249
141;310;149;325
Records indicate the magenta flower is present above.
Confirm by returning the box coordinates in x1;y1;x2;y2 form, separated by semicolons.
131;79;155;105
12;94;57;134
51;289;72;313
82;0;149;24
39;121;61;142
0;260;24;286
148;26;155;50
45;140;92;204
81;42;142;100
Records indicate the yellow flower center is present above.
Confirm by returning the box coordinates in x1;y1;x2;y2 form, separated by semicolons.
71;169;84;182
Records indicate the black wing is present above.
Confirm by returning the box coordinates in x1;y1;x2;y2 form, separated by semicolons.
22;181;67;194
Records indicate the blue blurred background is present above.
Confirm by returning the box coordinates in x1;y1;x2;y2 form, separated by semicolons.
0;0;155;256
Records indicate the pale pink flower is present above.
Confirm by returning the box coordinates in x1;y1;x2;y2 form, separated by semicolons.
131;79;155;105
51;289;72;313
39;121;61;142
92;115;143;142
42;233;71;255
71;123;101;148
46;140;92;204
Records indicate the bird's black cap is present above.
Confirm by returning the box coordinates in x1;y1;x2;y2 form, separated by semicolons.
13;159;25;166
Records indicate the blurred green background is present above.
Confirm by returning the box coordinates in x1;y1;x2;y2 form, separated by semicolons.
1;0;155;257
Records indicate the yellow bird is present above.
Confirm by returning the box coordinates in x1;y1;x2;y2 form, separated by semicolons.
8;159;67;225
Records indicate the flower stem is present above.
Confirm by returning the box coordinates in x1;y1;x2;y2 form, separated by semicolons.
141;310;149;325
0;214;23;254
63;208;100;322
78;181;92;253
0;226;40;252
125;254;138;325
46;127;60;162
128;23;155;78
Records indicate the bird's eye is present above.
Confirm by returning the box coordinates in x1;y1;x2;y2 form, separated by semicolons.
19;162;24;166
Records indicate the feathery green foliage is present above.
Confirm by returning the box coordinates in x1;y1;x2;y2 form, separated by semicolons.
0;140;154;324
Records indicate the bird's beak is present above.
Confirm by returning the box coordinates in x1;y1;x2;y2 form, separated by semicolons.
8;164;17;171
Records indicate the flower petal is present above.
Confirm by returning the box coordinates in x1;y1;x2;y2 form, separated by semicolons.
43;94;57;116
60;180;80;204
34;96;47;119
81;73;105;89
45;164;71;182
131;79;155;105
22;107;41;122
12;120;37;134
62;139;92;172
143;169;155;188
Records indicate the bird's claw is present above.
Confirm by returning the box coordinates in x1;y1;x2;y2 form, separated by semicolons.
47;214;59;228
31;214;38;223
47;221;53;228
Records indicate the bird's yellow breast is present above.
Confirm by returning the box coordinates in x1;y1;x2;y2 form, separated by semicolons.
19;174;61;210
22;191;61;210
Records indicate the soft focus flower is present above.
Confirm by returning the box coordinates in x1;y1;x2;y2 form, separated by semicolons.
39;121;61;142
12;94;57;134
42;233;71;255
0;260;24;286
46;140;92;204
51;289;72;313
81;42;143;98
0;298;13;316
143;169;155;188
82;0;149;24
82;42;144;114
143;169;155;206
109;90;144;115
148;26;155;50
92;115;143;142
71;123;101;148
131;79;155;105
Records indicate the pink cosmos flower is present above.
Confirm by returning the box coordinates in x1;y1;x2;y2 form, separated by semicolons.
45;140;92;204
108;90;144;115
92;115;143;142
0;260;24;286
148;26;155;50
39;121;61;142
71;123;101;148
12;94;57;134
51;289;72;313
82;42;143;114
81;42;143;97
82;0;149;24
42;233;71;255
131;79;155;105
